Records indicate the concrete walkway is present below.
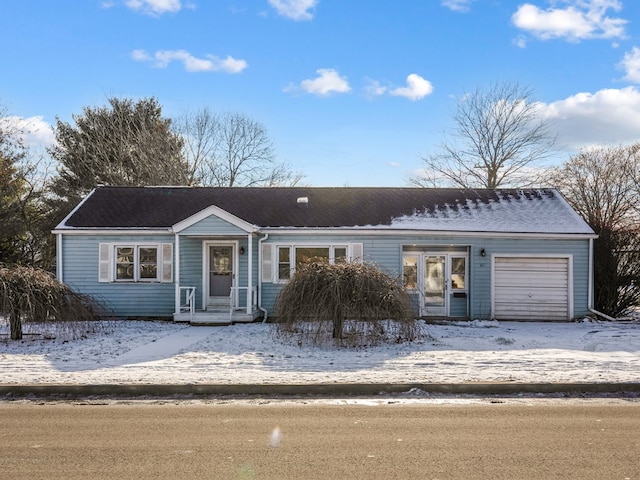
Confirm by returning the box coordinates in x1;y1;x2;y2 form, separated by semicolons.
103;327;220;367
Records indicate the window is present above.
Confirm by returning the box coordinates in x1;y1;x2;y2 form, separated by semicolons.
295;247;329;268
116;247;135;280
451;256;466;290
403;254;418;289
278;246;291;281
275;245;356;282
115;245;159;282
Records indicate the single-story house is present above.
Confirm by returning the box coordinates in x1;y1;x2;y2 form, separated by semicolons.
53;186;597;324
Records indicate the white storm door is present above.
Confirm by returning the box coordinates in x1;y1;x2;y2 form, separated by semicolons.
423;255;448;316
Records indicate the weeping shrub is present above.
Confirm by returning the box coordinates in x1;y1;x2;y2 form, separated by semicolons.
0;264;104;340
272;260;419;347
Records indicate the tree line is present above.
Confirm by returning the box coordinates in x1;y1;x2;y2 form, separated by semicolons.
1;97;304;272
2;86;640;317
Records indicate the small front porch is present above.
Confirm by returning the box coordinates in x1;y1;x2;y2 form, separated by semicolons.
173;285;261;326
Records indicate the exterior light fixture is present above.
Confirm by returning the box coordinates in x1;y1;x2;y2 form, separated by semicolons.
240;247;245;255
480;248;486;257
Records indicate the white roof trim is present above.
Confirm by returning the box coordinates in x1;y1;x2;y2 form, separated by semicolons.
54;188;97;230
53;228;173;235
172;205;258;234
259;227;597;239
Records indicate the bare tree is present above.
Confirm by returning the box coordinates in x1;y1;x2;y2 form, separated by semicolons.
175;109;304;187
551;144;639;231
415;82;555;188
551;144;640;317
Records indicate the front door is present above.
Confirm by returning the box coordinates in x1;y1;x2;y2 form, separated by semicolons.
424;255;447;316
208;245;233;308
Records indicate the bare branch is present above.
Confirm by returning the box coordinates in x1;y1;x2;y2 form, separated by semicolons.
175;109;305;187
418;82;555;188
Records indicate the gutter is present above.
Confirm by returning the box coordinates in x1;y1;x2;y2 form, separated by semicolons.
258;233;269;323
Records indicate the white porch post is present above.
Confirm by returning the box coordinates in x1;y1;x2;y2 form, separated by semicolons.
247;232;252;315
174;233;181;315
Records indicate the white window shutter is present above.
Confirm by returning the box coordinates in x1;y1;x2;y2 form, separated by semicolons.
350;243;363;264
161;243;173;282
98;243;111;282
262;243;273;283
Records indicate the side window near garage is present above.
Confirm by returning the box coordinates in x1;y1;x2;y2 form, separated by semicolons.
451;256;466;290
403;254;419;290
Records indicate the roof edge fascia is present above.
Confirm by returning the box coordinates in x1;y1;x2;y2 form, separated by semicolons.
53;188;97;231
172;205;258;234
259;227;598;239
53;228;173;235
553;189;596;235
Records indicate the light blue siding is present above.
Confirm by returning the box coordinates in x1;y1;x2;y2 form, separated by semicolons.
179;237;203;308
180;215;248;236
60;234;175;317
258;234;591;320
61;228;591;321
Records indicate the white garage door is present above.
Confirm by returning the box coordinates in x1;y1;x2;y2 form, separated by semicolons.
493;257;570;321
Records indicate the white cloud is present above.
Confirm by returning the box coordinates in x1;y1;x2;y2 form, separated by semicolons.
389;74;434;101
268;0;318;21
441;0;473;13
512;0;627;42
285;68;351;96
619;46;640;83
125;0;183;16
513;34;528;48
538;87;640;149
363;79;388;98
132;49;248;73
0;115;55;148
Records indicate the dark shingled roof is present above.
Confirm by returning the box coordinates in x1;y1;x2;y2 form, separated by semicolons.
60;186;594;234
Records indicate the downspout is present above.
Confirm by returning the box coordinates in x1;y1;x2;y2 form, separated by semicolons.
246;232;252;315
56;233;63;282
174;232;180;316
587;237;616;321
258;233;269;322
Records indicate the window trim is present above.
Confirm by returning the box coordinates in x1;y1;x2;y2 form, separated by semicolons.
114;244;160;283
450;255;468;292
402;251;469;293
272;243;359;283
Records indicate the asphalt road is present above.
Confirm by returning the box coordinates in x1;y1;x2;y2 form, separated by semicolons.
1;400;639;479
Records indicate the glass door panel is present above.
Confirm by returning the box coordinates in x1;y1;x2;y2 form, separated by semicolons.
209;246;233;298
424;255;446;312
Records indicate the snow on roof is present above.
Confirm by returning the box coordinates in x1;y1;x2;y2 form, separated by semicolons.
388;190;594;234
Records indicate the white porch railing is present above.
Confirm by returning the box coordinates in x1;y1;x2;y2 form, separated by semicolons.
230;286;257;316
179;286;196;319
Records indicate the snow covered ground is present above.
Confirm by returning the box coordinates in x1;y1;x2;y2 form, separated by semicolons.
1;318;639;386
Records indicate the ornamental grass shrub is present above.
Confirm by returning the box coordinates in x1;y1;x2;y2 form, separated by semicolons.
0;264;105;341
272;260;420;347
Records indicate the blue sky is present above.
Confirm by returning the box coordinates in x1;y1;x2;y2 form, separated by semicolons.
2;0;640;186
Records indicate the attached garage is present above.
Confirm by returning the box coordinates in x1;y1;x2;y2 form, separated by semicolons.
492;256;572;321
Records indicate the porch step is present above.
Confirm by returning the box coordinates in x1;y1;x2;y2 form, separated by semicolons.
173;310;261;326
